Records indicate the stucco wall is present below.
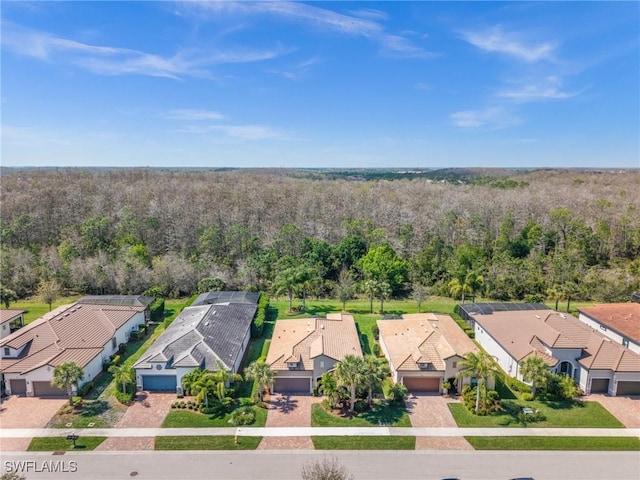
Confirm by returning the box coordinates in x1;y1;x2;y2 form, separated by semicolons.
578;313;640;354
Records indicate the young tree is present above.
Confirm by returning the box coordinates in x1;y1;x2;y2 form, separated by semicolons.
361;278;379;314
520;356;550;400
363;355;389;407
37;279;62;312
411;283;427;313
318;371;343;409
244;360;276;402
274;267;297;311
301;456;354;480
455;351;501;413
377;281;391;315
0;283;17;309
334;268;355;311
335;355;366;413
109;364;134;395
52;361;84;405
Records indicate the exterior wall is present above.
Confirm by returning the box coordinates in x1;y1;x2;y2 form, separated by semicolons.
1;314;24;339
115;312;146;350
548;348;582;379
474;322;518;378
232;326;252;374
4;353;102;396
611;371;640;396
378;334;399;382
578;313;640;354
312;355;338;386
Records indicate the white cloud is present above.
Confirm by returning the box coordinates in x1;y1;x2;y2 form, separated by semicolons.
1;20;288;79
162;109;226;121
450;107;520;129
267;57;322;80
461;26;556;62
180;123;287;141
498;76;582;102
178;1;434;59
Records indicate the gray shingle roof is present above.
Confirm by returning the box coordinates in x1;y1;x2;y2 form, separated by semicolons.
78;295;155;307
192;291;259;306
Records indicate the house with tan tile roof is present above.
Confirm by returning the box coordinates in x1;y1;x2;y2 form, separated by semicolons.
377;313;479;393
0;309;25;339
577;302;640;354
266;313;362;393
0;296;151;397
469;306;640;396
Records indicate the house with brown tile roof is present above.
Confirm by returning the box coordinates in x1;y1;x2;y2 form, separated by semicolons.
0;310;25;339
469;307;640;396
577;303;640;354
377;313;479;393
0;297;150;397
266;313;362;394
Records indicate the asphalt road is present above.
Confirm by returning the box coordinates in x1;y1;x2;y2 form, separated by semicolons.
2;451;639;480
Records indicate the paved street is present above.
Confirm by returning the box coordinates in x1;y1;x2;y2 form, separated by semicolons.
2;450;639;480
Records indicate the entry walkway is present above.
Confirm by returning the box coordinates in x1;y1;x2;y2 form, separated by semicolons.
2;426;639;439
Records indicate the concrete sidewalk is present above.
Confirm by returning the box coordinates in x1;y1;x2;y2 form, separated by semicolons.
2;426;639;438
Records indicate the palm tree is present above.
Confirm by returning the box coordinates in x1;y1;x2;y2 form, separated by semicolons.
546;284;564;310
296;265;313;310
211;362;243;403
274;267;297;311
109;364;134;394
455;351;501;412
191;371;217;408
520;355;549;400
449;271;483;304
335;355;366;413
318;371;343;409
244;360;276;402
362;279;379;314
363;355;389;407
52;361;84;405
378;281;392;315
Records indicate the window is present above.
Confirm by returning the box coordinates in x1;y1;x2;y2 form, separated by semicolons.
452;361;457;368
320;361;324;368
111;337;117;349
3;347;10;356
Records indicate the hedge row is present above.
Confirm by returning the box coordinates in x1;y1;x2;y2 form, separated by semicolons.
251;293;269;338
150;298;165;322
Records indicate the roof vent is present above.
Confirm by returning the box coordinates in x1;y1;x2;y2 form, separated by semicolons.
534;315;541;319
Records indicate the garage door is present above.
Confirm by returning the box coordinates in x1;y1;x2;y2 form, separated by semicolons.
273;377;310;393
141;375;177;391
9;379;27;396
616;381;640;396
32;381;66;397
591;378;610;393
402;377;441;392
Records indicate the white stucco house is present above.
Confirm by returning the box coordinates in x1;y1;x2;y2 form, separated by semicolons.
133;291;258;393
377;313;480;394
0;310;25;339
467;305;640;396
0;296;152;397
577;302;640;355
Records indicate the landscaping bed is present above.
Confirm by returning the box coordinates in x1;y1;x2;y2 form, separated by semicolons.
162;405;267;428
311;402;410;427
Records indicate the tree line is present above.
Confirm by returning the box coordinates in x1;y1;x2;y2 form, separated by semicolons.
1;168;639;306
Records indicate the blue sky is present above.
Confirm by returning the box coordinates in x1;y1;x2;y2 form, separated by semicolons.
2;1;639;168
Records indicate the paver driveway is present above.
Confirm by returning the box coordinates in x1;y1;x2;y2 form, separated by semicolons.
0;395;67;451
96;392;175;451
587;394;640;428
404;393;458;428
258;394;318;450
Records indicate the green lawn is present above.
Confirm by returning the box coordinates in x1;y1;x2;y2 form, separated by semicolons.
450;400;624;428
466;436;640;451
312;436;415;450
155;435;262;450
28;436;106;451
311;402;410;427
162;405;267;428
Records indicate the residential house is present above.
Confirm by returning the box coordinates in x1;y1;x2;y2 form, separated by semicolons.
0;310;25;339
0;296;152;397
266;313;362;394
469;306;640;396
133;291;258;392
377;313;479;393
577;302;640;354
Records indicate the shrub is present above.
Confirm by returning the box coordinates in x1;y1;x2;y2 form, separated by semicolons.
251;293;269;337
372;343;381;357
521;392;533;402
371;325;379;340
200;406;216;414
71;396;83;407
118;343;126;355
114;389;134;404
506;376;532;394
321;398;333;411
110;355;121;366
149;298;165;322
78;381;93;397
230;406;256;426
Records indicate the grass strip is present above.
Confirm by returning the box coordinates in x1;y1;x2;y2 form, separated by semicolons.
312;436;415;450
465;436;640;451
155;435;262;450
311;403;410;427
27;437;106;451
162;406;267;428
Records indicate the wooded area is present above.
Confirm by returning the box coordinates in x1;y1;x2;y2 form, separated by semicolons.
1;168;638;306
